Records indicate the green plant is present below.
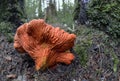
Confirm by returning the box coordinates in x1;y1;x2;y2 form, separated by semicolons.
104;47;119;73
112;52;119;73
75;45;86;66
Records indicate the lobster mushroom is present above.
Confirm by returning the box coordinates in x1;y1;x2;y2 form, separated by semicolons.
14;19;76;70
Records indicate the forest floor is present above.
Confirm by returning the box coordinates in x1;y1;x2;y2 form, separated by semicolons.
0;24;120;81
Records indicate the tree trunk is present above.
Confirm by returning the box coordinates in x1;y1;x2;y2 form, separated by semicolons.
78;0;87;25
0;0;25;27
58;0;60;11
38;0;42;18
62;0;65;15
44;0;57;22
73;0;88;25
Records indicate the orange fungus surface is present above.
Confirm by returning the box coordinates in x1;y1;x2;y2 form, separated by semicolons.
14;19;76;70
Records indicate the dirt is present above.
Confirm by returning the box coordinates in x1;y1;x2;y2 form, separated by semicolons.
0;32;120;81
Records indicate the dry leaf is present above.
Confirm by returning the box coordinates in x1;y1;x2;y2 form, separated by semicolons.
6;74;17;79
4;56;12;61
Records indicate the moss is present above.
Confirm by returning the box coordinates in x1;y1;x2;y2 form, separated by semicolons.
87;0;120;39
75;39;92;66
0;22;14;33
74;26;93;66
0;22;14;43
7;33;14;43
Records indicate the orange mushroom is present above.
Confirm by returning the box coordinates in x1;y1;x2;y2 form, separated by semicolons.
14;19;76;70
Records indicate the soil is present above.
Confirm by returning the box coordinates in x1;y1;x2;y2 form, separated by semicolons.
0;31;120;81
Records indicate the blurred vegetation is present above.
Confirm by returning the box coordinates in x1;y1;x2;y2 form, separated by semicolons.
24;0;75;28
87;0;120;40
57;2;75;27
25;0;43;20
